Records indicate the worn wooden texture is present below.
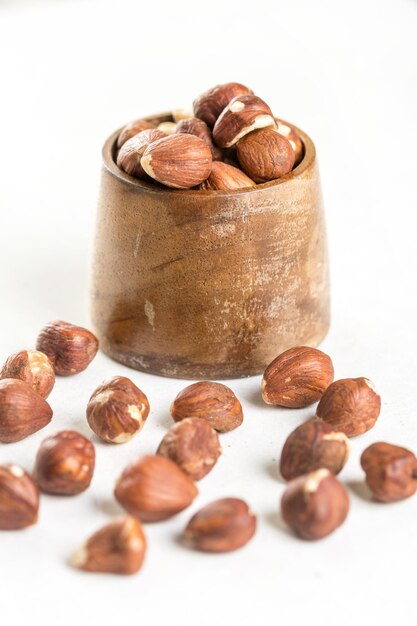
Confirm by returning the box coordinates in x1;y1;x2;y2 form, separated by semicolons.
91;116;330;379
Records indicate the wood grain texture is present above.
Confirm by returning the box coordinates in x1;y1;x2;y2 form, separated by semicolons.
91;115;330;379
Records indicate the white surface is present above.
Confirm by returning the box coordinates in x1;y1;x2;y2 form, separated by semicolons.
1;0;417;624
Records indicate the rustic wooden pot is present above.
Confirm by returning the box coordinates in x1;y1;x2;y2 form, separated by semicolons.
91;114;330;379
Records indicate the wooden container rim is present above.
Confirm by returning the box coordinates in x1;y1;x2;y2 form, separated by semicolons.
102;114;316;197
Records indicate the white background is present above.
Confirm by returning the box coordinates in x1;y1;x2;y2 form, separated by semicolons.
1;0;417;624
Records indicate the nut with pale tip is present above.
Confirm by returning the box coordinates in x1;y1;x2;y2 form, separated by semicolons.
0;378;53;443
281;469;349;540
184;497;256;552
116;129;166;179
361;442;417;502
36;320;99;376
236;127;295;182
115;455;198;522
86;376;150;444
275;120;304;166
171;381;243;433
0;349;55;398
117;118;157;148
175;117;222;160
316;377;381;437
33;430;95;495
262;346;334;408
213;94;275;148
157;121;177;135
71;516;146;575
199;161;255;191
193;82;253;127
157;417;221;481
0;464;39;530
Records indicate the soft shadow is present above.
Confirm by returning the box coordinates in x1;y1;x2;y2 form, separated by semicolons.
158;413;174;430
244;387;270;409
71;418;93;438
346;480;373;502
96;497;123;517
264;460;286;484
264;511;295;538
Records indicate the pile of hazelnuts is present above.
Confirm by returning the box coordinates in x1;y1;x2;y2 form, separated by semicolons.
0;323;416;576
115;82;303;190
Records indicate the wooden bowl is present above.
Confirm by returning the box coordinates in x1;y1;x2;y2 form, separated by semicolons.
91;114;330;379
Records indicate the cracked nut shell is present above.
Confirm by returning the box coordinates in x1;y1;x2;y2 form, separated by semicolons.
213;94;275;148
115;455;198;522
116;128;166;179
0;378;53;443
0;464;39;530
199;161;255;191
316;377;381;437
236;128;295;182
36;320;99;376
193;82;253;128
117;118;157;148
1;349;55;398
34;430;95;495
361;442;417;502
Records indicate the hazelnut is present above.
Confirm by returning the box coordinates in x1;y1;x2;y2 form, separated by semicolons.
213;94;275;148
193;82;253;128
184;498;256;552
115;455;198;522
116;129;166;179
361;442;417;502
170;381;243;433
140;134;212;189
280;419;350;481
0;378;53;443
157;121;177;135
0;349;55;398
71;516;146;575
86;376;150;444
117;118;156;148
276;120;304;166
281;469;349;540
199;161;255;191
172;108;193;122
236;128;295;182
175;117;222;160
33;430;95;495
316;377;381;437
36;320;99;376
0;464;39;530
262;346;334;408
157;417;221;481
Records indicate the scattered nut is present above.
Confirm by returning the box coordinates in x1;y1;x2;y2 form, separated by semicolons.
199;161;255;191
116;129;166;178
71;516;146;575
175;117;222;160
236;128;295;182
262;346;334;408
281;469;349;540
0;349;55;398
361;442;417;502
316;377;381;437
117;118;157;148
184;497;256;552
193;82;253;127
0;464;39;530
36;320;99;376
115;455;198;522
157;417;221;481
157;121;177;135
86;376;149;444
170;381;243;433
0;378;53;443
141;134;212;189
213;94;275;148
275;120;304;166
33;430;95;495
280;419;350;481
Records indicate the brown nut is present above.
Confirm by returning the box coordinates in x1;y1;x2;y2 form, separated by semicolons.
71;516;146;575
213;94;275;148
361;442;417;502
175;117;222;160
157;417;221;481
115;455;198;522
199;161;255;191
193;82;253;128
0;464;39;530
236;128;295;182
172;108;193;122
262;346;334;408
116;129;166;179
117;118;156;148
275;120;304;166
316;377;381;437
141;134;212;189
36;320;99;376
184;497;256;552
0;378;53;443
157;121;177;135
1;349;55;398
171;381;243;433
86;376;150;444
280;419;350;481
281;469;349;540
33;430;95;495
